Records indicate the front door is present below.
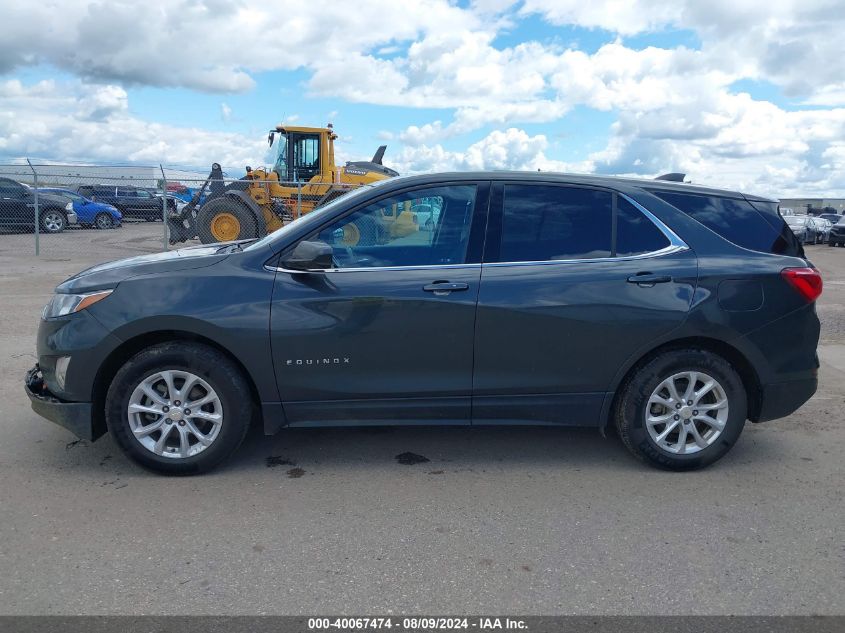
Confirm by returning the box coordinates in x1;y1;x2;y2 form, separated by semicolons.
472;182;697;426
270;182;489;425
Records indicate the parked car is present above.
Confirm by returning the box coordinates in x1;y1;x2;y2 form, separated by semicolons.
779;207;795;216
784;215;820;244
26;172;820;475
817;213;842;224
829;216;845;247
813;217;833;243
154;192;188;213
39;188;122;229
0;178;77;233
76;185;174;221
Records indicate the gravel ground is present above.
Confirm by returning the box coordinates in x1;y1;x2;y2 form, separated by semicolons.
0;224;842;615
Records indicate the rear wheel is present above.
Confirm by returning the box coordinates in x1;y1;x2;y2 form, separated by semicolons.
105;342;252;475
40;209;65;233
196;197;259;244
615;349;747;470
94;212;114;229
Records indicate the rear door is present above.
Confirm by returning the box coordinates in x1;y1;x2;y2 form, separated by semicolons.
472;182;698;426
270;181;489;425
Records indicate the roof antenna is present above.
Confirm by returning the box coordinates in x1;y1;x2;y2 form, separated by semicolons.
655;173;686;182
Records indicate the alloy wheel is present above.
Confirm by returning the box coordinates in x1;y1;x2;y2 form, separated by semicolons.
645;371;729;454
42;211;64;233
127;370;223;459
96;214;113;229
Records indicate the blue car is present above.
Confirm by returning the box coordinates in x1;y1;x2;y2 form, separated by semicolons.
38;188;122;229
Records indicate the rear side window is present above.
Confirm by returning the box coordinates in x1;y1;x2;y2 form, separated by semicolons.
616;197;671;256
499;185;672;262
649;190;801;256
501;185;612;261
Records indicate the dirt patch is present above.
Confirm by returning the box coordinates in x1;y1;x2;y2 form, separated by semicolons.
395;452;430;465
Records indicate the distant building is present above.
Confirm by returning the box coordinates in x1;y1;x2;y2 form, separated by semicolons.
780;198;845;215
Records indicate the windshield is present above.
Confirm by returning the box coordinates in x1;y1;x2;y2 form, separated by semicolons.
273;134;288;180
244;183;382;252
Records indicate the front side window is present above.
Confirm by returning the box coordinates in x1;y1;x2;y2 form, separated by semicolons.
304;185;477;269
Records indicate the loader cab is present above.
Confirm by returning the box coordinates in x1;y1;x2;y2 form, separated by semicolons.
271;126;333;184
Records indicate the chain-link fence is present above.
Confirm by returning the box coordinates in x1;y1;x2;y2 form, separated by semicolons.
0;162;365;266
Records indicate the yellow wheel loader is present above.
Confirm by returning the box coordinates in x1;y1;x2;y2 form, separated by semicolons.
168;124;399;245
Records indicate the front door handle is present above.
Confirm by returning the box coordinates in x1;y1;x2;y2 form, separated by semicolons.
423;281;469;295
627;272;672;287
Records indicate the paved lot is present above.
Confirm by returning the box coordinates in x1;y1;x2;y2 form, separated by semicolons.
0;224;842;615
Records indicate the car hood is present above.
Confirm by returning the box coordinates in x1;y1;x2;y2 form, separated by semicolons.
56;244;229;293
39;192;72;206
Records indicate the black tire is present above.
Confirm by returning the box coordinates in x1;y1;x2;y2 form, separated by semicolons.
196;196;259;244
40;209;66;233
94;213;114;229
614;348;747;471
105;342;253;475
829;240;835;247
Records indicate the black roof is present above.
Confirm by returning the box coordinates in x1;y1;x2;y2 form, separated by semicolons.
379;171;778;203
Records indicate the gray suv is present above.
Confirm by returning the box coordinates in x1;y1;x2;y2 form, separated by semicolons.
26;172;821;474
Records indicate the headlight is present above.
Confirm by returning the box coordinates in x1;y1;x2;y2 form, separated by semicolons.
42;290;113;319
65;202;73;211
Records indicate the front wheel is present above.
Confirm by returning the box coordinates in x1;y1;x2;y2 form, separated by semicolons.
40;209;66;233
94;213;114;229
615;349;747;470
105;342;253;475
196;197;259;244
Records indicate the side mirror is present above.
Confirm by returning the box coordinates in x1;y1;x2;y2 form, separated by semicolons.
282;240;333;272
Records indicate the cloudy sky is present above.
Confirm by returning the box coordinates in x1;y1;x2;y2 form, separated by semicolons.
1;0;844;196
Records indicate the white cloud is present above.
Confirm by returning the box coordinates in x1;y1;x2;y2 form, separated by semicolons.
390;128;589;174
0;79;265;170
220;102;232;122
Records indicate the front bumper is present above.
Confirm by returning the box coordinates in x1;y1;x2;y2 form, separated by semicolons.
25;365;98;441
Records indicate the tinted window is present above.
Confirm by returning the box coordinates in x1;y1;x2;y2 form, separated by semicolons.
305;185;477;269
650;190;800;256
0;182;26;197
616;198;670;256
501;185;611;261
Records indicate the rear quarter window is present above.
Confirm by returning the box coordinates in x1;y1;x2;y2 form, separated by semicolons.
647;190;802;257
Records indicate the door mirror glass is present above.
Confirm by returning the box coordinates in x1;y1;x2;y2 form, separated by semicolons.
283;240;334;271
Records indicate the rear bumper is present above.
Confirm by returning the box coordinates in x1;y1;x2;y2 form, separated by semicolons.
25;365;98;441
754;369;818;423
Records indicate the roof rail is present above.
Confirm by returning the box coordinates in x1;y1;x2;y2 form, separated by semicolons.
655;172;686;182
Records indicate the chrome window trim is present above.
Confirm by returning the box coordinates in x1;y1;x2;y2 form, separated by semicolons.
266;191;688;273
483;243;687;268
267;262;482;274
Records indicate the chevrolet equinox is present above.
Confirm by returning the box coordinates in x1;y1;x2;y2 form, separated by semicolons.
26;172;822;474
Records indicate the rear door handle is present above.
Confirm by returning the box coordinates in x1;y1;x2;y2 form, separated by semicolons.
627;273;672;287
423;281;469;295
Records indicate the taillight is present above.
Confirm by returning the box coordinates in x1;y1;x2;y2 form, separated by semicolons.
781;267;823;302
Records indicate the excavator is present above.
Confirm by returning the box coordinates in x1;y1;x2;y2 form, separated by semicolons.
167;123;399;245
